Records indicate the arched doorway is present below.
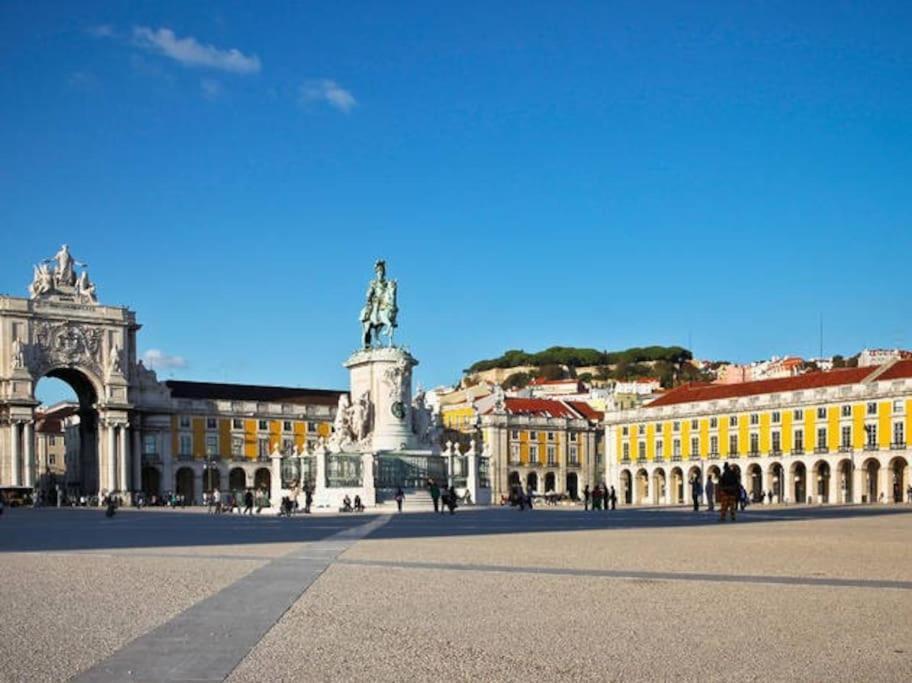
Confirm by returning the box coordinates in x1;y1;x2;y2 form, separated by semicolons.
141;466;160;498
635;468;649;504
526;471;538;492
791;462;807;503
707;465;721;483
837;459;853;503
34;370;100;498
747;464;763;501
620;469;632;504
229;467;246;491
888;457;907;503
508;471;520;488
254;467;271;492
768;462;783;502
544;471;556;492
176;467;194;503
565;472;578;499
652;468;666;504
813;461;830;503
670;467;684;504
687;466;702;504
863;459;880;503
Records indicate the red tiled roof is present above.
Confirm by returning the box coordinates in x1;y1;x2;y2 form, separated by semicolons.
876;359;912;381
565;400;604;422
494;398;578;418
647;366;876;408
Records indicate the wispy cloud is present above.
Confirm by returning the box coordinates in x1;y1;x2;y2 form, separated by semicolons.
200;78;222;100
132;26;261;75
142;349;188;370
299;79;356;112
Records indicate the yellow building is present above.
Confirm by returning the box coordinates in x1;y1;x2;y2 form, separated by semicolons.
606;361;912;505
481;397;604;501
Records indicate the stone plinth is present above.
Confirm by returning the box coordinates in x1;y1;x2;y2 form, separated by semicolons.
345;347;417;452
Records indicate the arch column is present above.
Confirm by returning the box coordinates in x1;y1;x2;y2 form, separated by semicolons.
106;421;116;494
10;421;21;486
132;427;142;492
878;463;891;504
118;424;129;493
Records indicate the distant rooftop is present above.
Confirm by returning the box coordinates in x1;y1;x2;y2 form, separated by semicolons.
165;380;345;406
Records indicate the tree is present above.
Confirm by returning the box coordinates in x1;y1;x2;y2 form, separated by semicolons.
832;355;846;369
502;372;532;390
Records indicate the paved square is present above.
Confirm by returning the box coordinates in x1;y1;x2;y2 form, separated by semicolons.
2;505;911;682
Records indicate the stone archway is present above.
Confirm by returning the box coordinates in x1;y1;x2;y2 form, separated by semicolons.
888;457;907;503
544;471;556;493
620;469;632;505
837;459;853;503
813;460;830;503
863;458;880;503
747;463;763;502
229;467;247;491
791;462;807;503
1;247;139;499
652;468;667;505
254;467;271;492
687;466;702;504
670;467;684;504
565;472;578;499
767;462;784;502
141;466;160;498
526;471;538;492
635;468;649;504
175;467;194;503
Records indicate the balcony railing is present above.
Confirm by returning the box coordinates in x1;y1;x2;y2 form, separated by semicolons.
654;455;665;462
671;455;682;462
708;452;720;460
769;449;782;457
620;456;631;464
838;446;853;453
790;448;804;456
727;450;739;457
863;443;879;452
814;447;829;454
890;441;906;450
689;454;701;460
748;450;760;458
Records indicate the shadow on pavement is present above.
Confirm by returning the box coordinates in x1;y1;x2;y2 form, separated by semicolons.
1;504;910;553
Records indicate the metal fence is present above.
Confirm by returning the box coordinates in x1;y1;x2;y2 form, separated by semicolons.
375;453;447;490
325;454;363;488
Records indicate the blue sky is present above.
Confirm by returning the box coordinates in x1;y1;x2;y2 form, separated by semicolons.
2;1;911;404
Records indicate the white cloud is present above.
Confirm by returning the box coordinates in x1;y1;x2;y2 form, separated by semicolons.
200;78;222;99
132;26;261;75
299;79;356;112
142;349;187;370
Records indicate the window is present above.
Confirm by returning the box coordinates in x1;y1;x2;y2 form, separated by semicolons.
529;431;538;440
49;454;56;465
673;421;680;432
841;405;852;418
691;436;700;456
569;432;577;442
622;426;629;436
793;429;804;452
841;425;852;449
49;435;56;446
691;419;699;430
569;445;579;465
729;416;738;427
710;435;718;455
817;407;827;420
179;416;190;428
206;417;217;430
283;421;292;432
750;433;759;454
673;439;681;457
511;429;519;439
547;445;556;465
656;441;664;460
282;438;294;454
728;434;738;455
793;409;803;421
893;400;904;414
622;443;630;460
893;422;905;446
179;434;192;456
865;424;877;448
750;413;759;426
205;434;218;457
638;425;645;435
231;436;244;457
817;428;827;450
258;420;268;430
510;443;520;463
547;432;555;441
232;418;243;429
772;431;781;453
710;417;718;428
529;444;538;463
771;411;781;424
638;442;646;460
308;422;317;433
867;402;877;416
258;438;270;457
143;434;157;454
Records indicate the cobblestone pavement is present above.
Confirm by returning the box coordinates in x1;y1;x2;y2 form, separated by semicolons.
2;504;911;682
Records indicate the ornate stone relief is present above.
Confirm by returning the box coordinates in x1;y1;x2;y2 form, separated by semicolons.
27;320;103;377
327;391;374;453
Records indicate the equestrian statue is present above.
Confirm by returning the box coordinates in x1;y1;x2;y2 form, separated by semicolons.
360;260;398;348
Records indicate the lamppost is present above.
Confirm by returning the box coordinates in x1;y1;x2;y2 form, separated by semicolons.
205;459;217;498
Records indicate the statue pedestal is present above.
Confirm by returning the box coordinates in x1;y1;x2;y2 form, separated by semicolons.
345;347;418;452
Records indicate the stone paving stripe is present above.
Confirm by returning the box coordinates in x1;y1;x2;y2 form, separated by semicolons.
71;516;390;683
335;558;912;591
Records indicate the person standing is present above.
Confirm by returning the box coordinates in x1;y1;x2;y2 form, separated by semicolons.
429;479;440;513
583;484;591;511
609;486;617;510
395;486;404;512
719;463;739;522
691;476;703;512
446;485;458;514
304;487;313;514
705;476;715;512
243;489;254;515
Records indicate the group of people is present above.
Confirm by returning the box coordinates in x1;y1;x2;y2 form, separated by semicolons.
340;494;366;513
428;479;459;514
583;484;618;511
690;463;748;521
204;488;276;515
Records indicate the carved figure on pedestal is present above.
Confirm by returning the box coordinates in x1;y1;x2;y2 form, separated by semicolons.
329;394;354;451
360;260;399;348
50;244;86;288
350;391;372;442
75;270;98;304
106;344;123;378
29;263;54;298
11;339;26;370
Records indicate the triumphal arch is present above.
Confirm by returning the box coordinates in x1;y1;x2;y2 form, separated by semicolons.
0;245;139;497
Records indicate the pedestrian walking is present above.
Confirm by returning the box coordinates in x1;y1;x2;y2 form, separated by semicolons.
304;487;313;514
213;488;222;514
601;482;610;512
718;463;739;522
243;489;254;515
705;476;715;512
691;476;703;511
446;485;458;514
429;479;441;513
609;486;617;510
583;484;591;511
395;486;404;512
